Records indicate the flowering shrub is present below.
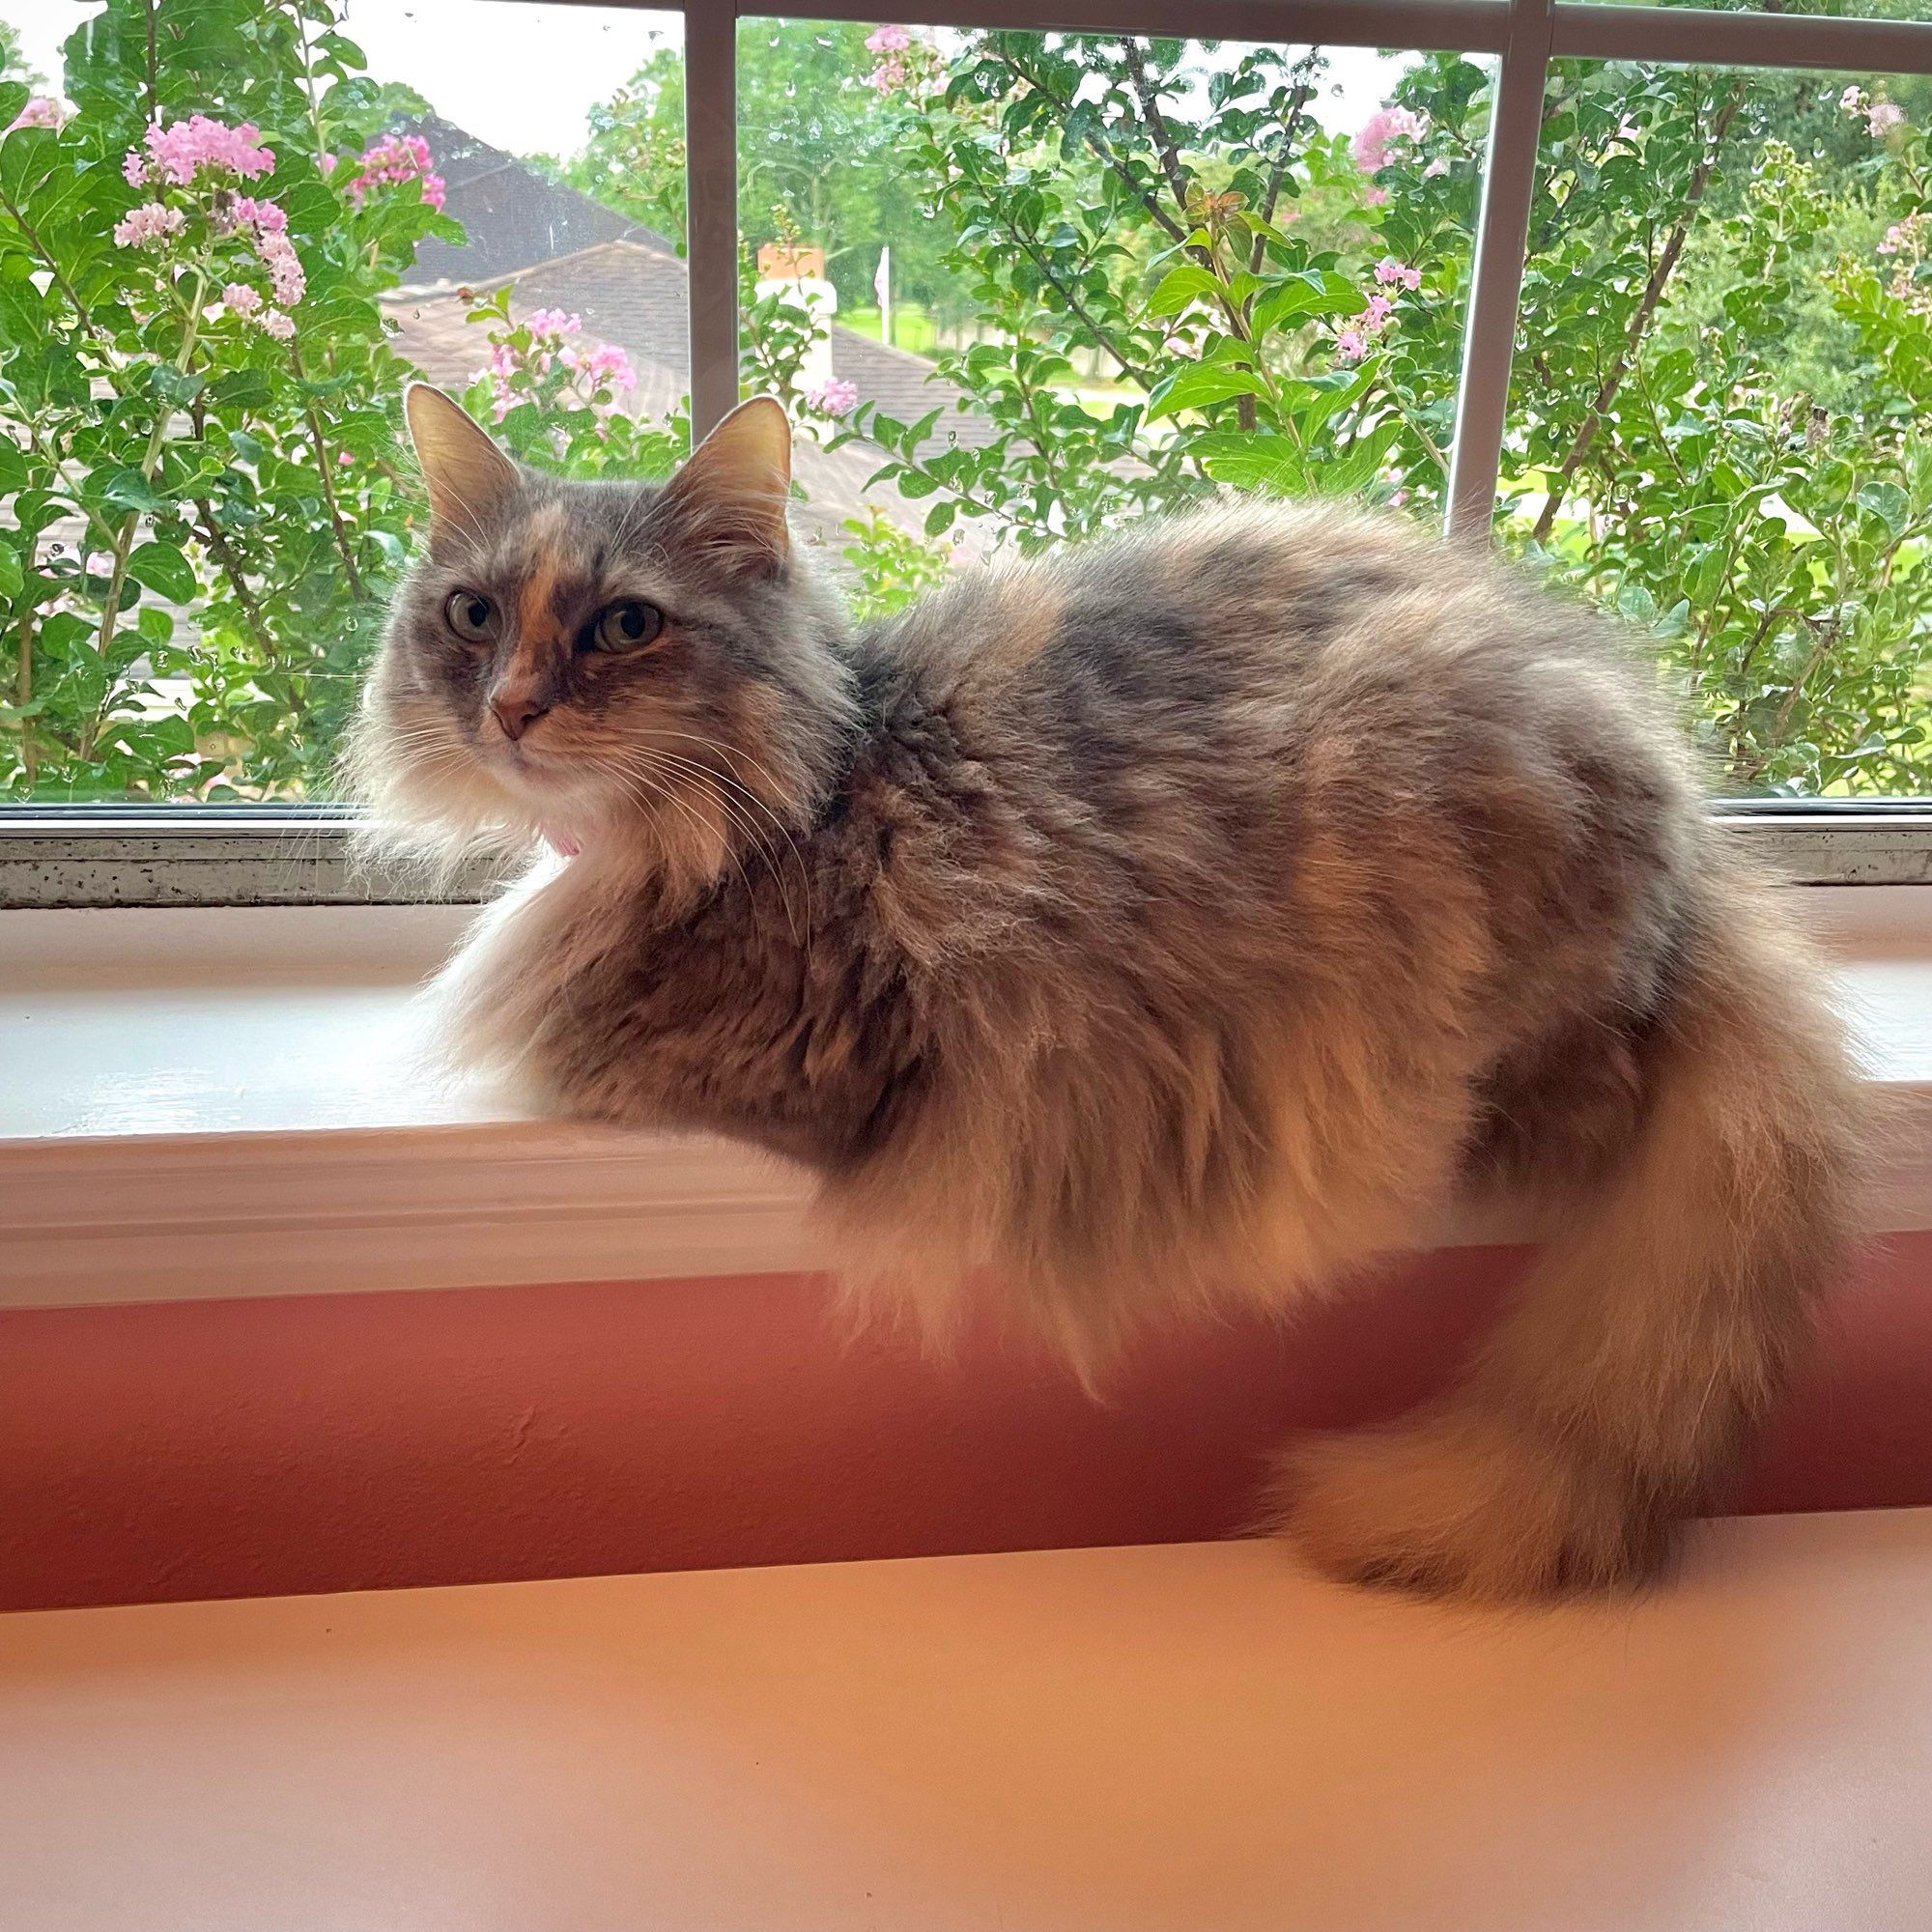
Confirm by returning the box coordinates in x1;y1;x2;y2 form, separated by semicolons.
0;0;454;799
821;34;1932;792
348;131;445;213
460;285;681;483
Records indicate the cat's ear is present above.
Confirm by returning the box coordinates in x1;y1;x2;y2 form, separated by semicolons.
406;383;519;546
654;396;791;578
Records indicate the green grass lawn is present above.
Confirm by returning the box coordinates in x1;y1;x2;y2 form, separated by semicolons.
840;303;941;355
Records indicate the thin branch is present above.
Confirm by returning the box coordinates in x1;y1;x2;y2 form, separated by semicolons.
1530;83;1747;543
1249;71;1317;276
992;48;1188;246
1120;42;1189;210
952;145;1159;387
191;499;275;656
289;340;368;599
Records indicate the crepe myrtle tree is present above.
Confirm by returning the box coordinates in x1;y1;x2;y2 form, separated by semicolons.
827;32;1932;795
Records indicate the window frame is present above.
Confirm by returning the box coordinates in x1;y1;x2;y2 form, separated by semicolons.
8;0;1932;905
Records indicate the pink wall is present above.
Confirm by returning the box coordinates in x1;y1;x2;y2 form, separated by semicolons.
5;1235;1931;1613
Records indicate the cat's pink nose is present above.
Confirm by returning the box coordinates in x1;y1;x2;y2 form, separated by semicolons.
490;694;549;741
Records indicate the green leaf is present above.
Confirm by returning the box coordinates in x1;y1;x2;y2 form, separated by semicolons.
1144;364;1270;422
1251;272;1361;335
1185;430;1307;494
127;541;198;604
1145;264;1222;318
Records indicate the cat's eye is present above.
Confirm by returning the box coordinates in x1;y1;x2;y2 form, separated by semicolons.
443;589;499;645
593;599;665;653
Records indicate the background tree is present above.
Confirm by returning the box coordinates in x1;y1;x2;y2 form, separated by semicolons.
554;21;961;326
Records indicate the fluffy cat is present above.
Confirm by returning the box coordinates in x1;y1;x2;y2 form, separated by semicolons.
351;383;1862;1601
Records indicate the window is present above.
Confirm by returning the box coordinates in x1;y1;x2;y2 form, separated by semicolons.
5;0;1932;904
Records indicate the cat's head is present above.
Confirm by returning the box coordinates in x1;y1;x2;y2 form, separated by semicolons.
349;384;854;877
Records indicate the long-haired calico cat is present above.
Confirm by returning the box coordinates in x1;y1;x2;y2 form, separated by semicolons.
351;383;1861;1601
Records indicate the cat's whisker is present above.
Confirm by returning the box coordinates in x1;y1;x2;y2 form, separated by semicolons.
610;751;804;944
616;745;811;941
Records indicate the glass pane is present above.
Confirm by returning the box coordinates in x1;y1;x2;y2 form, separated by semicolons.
1506;61;1932;796
732;21;1491;617
1571;0;1932;20
0;0;679;804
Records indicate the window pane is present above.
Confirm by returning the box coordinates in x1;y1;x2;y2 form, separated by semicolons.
732;22;1490;616
1570;0;1932;20
0;0;678;804
1507;61;1932;795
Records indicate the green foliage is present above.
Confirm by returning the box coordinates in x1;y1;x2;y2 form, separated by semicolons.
12;13;1932;801
556;20;960;318
0;0;452;799
833;37;1470;557
1502;64;1932;791
828;36;1932;795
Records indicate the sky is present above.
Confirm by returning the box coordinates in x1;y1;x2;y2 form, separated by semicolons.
6;0;1411;161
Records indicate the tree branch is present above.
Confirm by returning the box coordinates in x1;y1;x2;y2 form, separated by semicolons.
1530;84;1747;543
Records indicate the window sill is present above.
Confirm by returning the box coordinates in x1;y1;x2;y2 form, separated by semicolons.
4;889;1932;1313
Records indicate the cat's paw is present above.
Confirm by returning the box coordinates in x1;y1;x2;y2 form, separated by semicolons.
1268;1408;1668;1603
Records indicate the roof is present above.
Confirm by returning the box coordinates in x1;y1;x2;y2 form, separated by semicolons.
397;113;677;292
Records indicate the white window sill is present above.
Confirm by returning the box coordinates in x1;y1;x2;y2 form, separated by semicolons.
3;888;1931;1312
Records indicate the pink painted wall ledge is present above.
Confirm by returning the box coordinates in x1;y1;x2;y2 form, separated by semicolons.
5;1233;1932;1614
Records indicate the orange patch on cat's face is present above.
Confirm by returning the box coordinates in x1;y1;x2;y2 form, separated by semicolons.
515;504;573;643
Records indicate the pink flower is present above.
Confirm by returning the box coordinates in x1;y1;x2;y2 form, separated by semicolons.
338;449;353;466
1869;101;1906;138
259;307;296;340
1334;328;1367;363
1842;85;1868;117
123;150;148;186
6;95;66;134
1389;488;1409;508
1351;105;1426;175
255;229;304;307
348;130;447;213
865;24;910;52
1423;157;1449;179
1361;185;1389;208
805;377;860;417
1364;293;1395;328
526;307;582;340
1374;256;1422;291
230;195;287;234
112;202;186;248
221;281;262;315
137;114;273;187
580;342;636;390
869;56;907;96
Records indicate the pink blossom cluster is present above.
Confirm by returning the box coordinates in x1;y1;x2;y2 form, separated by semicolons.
1875;213;1932;317
112;202;185;248
867;22;912;96
561;340;637;390
223;193;303;322
1334;292;1397;364
125;113;273;188
1842;86;1907;140
1351;105;1426;176
475;308;635;420
804;376;860;417
5;95;67;133
222;275;295;338
1374;256;1422;292
348;131;447;213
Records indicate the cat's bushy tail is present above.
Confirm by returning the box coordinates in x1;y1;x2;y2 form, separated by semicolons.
1277;878;1865;1599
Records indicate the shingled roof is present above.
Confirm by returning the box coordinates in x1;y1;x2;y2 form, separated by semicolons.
396;113;677;291
384;126;994;522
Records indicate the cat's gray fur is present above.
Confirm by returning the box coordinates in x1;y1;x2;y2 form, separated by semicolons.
351;386;1862;1600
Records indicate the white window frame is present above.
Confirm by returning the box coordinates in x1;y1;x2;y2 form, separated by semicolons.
7;0;1932;904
